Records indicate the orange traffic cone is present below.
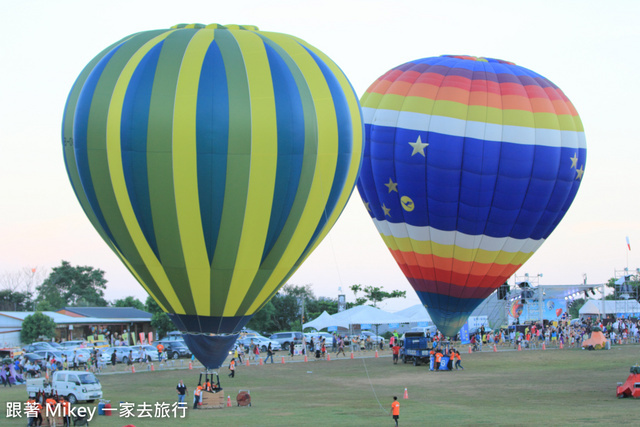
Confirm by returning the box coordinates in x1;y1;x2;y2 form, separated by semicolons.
151;363;155;371
226;395;232;407
559;341;564;349
517;344;522;351
468;346;472;354
188;362;193;370
304;354;308;362
493;344;497;353
131;365;135;373
403;388;409;399
281;356;285;364
542;342;546;350
375;350;379;358
327;353;331;361
259;357;263;366
246;359;250;367
350;352;354;359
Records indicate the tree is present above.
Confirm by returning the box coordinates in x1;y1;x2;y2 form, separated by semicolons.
0;289;32;311
568;298;586;319
145;296;174;339
20;312;56;344
348;284;406;307
113;296;145;310
35;261;108;310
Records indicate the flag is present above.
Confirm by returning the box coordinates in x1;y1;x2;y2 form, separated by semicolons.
626;236;631;251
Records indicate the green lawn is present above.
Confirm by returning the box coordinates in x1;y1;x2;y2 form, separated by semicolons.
1;345;638;426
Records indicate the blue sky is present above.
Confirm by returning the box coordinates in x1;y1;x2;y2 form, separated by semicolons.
1;0;638;311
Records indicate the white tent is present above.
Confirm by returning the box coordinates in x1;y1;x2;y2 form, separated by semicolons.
394;304;431;323
330;305;405;326
302;311;349;330
579;300;601;315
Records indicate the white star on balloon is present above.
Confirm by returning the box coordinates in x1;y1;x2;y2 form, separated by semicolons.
409;135;429;156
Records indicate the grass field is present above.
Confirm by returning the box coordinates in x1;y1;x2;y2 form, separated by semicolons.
1;345;639;426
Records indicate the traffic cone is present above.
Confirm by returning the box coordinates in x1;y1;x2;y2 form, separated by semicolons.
259;357;263;366
281;356;285;364
246;359;250;367
350;352;354;359
403;388;409;399
131;365;135;373
326;353;331;361
151;363;155;371
468;346;472;354
375;350;379;358
226;395;232;407
304;354;308;362
542;342;546;350
517;344;522;351
493;344;497;353
188;362;193;370
559;341;564;349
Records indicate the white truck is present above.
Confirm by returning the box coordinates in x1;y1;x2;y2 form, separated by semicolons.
26;370;103;404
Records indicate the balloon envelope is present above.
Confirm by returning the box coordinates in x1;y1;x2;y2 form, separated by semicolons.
357;55;585;336
62;23;363;366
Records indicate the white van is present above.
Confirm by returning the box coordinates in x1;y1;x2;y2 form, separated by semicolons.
27;370;103;404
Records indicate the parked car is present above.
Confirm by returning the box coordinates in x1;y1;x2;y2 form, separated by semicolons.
32;350;64;369
59;340;87;350
237;336;281;352
61;349;91;365
23;342;57;353
162;331;185;342
155;340;192;359
100;346;138;365
359;331;386;345
269;332;304;349
85;340;110;349
130;345;159;362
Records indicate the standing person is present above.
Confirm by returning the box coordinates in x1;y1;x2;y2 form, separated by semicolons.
176;380;187;405
392;343;401;364
60;396;71;427
45;394;58;427
156;342;164;360
289;341;295;358
454;350;464;370
253;343;260;361
110;350;117;367
72;351;79;371
228;358;236;378
193;384;202;409
265;343;274;364
337;337;345;357
391;396;400;426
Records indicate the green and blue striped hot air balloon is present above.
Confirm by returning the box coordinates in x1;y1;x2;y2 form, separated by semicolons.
62;23;363;368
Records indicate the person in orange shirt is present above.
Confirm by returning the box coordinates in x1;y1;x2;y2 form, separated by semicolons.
45;394;58;427
391;396;400;426
193;384;203;409
435;350;442;371
60;396;71;427
454;350;464;370
228;358;236;378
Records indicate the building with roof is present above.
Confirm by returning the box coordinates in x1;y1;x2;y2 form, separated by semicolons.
0;307;153;348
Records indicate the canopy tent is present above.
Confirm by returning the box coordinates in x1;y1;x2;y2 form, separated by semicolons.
330;305;405;326
579;300;601;315
579;299;640;316
302;311;349;330
394;304;432;323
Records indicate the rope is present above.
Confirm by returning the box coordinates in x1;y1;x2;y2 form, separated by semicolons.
361;358;389;416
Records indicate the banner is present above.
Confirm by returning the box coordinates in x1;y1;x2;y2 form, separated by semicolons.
327;326;337;332
459;323;470;345
388;323;400;328
361;324;372;330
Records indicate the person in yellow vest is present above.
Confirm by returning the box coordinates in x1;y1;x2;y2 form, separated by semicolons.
391;396;400;426
228;358;236;378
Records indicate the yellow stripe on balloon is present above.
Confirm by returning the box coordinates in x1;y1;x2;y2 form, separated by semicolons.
223;30;278;316
105;30;185;314
381;234;536;265
290;37;364;261
173;29;214;316
246;31;338;313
